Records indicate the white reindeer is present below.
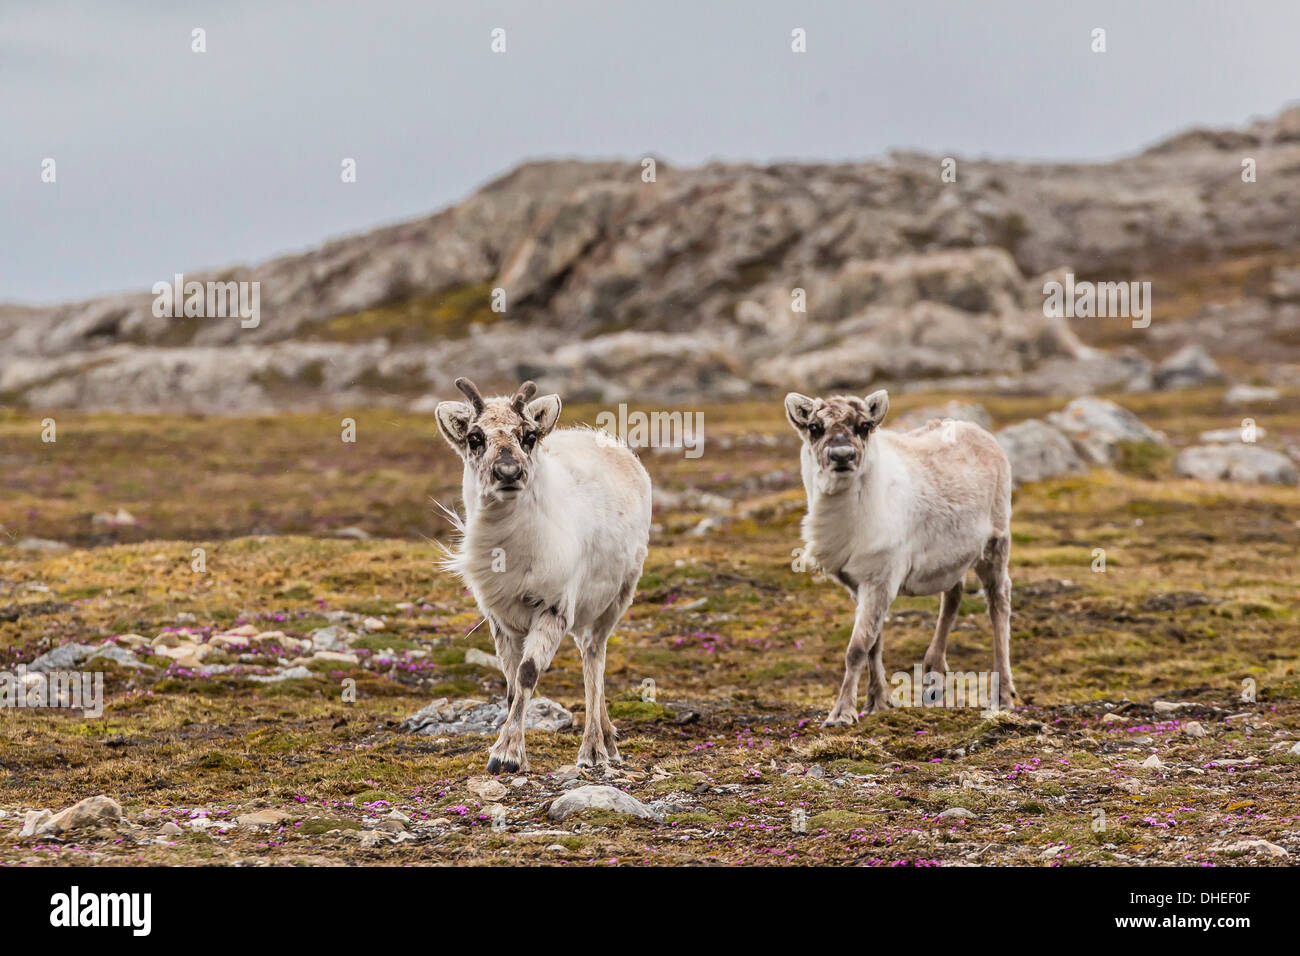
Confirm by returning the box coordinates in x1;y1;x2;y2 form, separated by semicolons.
784;389;1016;722
436;378;652;772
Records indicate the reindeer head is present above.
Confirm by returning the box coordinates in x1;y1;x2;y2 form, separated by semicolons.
436;378;563;501
784;389;889;492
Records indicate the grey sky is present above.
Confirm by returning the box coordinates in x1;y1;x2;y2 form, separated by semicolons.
3;0;1298;303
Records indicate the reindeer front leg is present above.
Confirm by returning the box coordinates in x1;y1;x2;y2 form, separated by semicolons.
489;619;523;711
487;607;566;774
823;586;891;726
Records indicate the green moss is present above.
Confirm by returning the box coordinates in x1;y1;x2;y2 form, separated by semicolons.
299;817;362;835
666;812;718;825
607;700;673;721
188;752;254;772
1114;441;1172;479
808;810;873;831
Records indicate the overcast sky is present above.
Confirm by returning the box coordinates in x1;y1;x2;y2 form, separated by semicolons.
4;0;1299;303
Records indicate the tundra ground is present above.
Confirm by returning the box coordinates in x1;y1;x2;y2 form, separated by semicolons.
1;389;1298;866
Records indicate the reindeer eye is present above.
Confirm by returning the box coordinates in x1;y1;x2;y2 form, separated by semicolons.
520;431;537;451
467;429;485;453
855;422;871;438
808;423;824;439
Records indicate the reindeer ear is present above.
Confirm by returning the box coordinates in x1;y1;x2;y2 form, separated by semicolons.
784;392;817;433
435;401;474;449
863;389;889;427
525;394;562;436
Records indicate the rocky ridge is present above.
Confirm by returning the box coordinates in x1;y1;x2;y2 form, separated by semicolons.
5;107;1300;410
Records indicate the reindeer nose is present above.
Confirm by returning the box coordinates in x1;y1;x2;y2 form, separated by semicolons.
492;456;522;482
828;444;857;465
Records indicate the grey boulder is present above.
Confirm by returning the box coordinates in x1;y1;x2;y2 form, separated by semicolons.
400;697;574;736
547;785;663;823
995;419;1087;485
1173;445;1298;485
1045;397;1167;465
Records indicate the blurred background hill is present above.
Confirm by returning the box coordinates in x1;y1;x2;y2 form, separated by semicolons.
4;106;1300;411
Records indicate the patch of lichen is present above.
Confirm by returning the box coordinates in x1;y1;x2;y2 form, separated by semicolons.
311;282;501;344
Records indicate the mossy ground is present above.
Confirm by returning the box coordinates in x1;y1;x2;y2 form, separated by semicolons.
1;388;1298;866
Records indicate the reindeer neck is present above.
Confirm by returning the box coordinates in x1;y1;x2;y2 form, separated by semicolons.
804;440;891;569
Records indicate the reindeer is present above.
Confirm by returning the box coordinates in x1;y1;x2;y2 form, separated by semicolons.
435;378;652;773
784;389;1015;722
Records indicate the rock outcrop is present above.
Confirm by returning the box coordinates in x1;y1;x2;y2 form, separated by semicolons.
5;106;1300;410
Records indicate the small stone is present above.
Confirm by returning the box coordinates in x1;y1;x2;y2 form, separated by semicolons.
464;647;502;669
386;809;411;823
208;634;251;650
672;598;709;612
91;508;137;527
16;537;70;553
1154;344;1222;389
547;785;663;822
1101;712;1126;724
938;807;976;820
468;778;509;802
18;810;53;838
552;765;582;783
154;642;215;668
86;645;152;669
1220;838;1288;858
250;630;289;647
362;617;386;632
1290;741;1300;755
158;821;183;837
36;795;123;836
358;830;385;847
247;665;313;683
1141;754;1164;769
1199;427;1268;444
27;643;98;673
312;650;359;664
309;625;354;651
1224;384;1280;404
235;809;291;828
1182;721;1208;738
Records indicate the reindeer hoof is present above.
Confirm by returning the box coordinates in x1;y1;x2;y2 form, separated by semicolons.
487;755;519;775
821;713;857;728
